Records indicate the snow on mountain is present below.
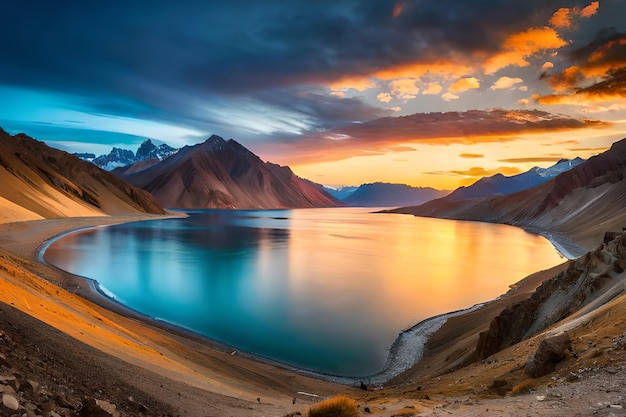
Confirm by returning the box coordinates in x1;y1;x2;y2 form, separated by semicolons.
83;139;178;171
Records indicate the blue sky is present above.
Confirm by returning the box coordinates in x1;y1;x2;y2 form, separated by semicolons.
1;1;625;188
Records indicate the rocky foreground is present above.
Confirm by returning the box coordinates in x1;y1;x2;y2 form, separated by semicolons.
0;302;176;417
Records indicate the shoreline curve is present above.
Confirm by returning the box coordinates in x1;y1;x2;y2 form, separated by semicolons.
35;213;577;386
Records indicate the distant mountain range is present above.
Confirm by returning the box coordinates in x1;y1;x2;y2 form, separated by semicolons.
322;159;583;208
68;133;594;216
330;182;448;207
445;158;585;202
0;129;165;223
389;140;626;249
323;185;359;201
77;139;178;171
116;135;342;209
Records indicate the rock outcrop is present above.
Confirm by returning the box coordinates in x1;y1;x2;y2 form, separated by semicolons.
476;232;626;360
524;332;572;378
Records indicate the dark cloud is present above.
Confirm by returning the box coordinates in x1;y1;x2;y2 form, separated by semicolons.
539;31;626;104
0;1;581;98
0;0;623;150
258;109;611;164
333;109;610;142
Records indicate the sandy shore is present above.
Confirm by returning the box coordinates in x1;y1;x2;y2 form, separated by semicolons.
0;215;343;417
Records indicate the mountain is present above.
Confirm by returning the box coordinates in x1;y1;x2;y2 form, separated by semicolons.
117;135;343;209
323;185;359;200
443;158;584;202
89;139;178;171
389;139;626;249
0;129;166;223
341;182;449;207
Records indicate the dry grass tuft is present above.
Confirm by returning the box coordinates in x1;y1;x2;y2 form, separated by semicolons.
511;378;536;395
308;396;359;417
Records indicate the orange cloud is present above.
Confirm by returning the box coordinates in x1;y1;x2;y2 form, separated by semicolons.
498;157;564;163
518;98;530;105
540;34;626;107
261;109;611;166
422;82;443;95
538;67;626;107
393;0;404;18
326;61;474;95
568;146;608;152
545;65;584;92
449;77;480;93
451;166;522;177
542;61;555;70
374;61;474;82
459;153;484;159
390;79;420;100
328;76;375;92
483;27;568;74
580;1;599;18
549;2;599;29
550;8;573;29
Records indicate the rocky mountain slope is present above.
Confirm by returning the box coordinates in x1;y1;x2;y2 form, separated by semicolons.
389;138;626;249
477;231;626;360
117;135;343;209
0;129;165;223
341;182;448;207
446;158;584;202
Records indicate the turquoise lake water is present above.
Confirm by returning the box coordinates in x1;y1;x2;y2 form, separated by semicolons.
43;208;564;377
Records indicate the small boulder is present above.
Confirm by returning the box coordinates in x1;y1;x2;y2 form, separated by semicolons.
79;398;120;417
2;393;19;411
525;332;572;378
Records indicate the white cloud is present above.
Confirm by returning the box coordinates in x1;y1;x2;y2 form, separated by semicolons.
490;76;524;90
377;92;393;103
442;92;460;101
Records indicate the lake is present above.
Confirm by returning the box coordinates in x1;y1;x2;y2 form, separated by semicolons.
43;208;564;377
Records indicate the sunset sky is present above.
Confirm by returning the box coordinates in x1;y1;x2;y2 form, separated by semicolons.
1;0;625;189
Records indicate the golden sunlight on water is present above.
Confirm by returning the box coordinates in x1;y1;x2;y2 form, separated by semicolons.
284;209;563;328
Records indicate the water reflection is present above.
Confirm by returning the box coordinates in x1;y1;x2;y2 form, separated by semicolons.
44;208;564;376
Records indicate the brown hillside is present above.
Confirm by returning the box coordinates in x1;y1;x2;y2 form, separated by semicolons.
119;135;343;209
390;138;626;249
0;129;165;223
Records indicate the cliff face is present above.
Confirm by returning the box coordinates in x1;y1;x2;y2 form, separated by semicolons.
390;138;626;248
0;130;165;222
119;135;343;209
476;232;626;360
